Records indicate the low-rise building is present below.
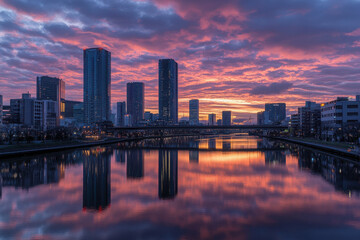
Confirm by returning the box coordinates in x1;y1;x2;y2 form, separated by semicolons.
9;93;57;130
321;96;360;140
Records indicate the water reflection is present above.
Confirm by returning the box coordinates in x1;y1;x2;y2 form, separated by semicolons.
208;138;216;149
126;150;144;179
115;149;126;164
159;150;178;199
265;151;286;166
295;148;360;196
82;148;111;212
1;136;360;238
189;151;199;163
0;157;65;190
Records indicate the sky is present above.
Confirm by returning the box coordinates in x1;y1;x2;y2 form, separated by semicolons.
0;0;360;123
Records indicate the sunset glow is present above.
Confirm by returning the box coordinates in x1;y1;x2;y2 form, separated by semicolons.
1;0;360;122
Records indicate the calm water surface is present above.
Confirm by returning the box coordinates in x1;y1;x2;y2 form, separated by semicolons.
1;135;360;239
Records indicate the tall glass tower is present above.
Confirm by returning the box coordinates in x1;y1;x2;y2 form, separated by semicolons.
189;99;199;125
126;82;144;126
83;48;111;124
159;59;178;124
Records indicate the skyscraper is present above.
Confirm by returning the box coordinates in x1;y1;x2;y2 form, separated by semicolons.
116;101;126;126
127;82;144;126
222;111;232;126
0;95;2;125
189;99;199;125
83;48;111;124
208;113;216;126
159;59;178;124
37;76;65;123
265;103;286;124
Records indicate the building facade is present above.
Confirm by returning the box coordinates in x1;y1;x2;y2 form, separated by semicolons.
159;59;178;124
222;111;232;126
321;96;360;140
0;95;2;125
116;101;126;127
64;100;82;118
208;113;216;126
10;94;57;130
264;103;286;124
127;82;144;126
83;48;111;125
36;76;65;123
189;99;199;125
298;101;321;137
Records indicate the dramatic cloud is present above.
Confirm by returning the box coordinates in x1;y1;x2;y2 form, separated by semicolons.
250;81;293;95
0;0;360;121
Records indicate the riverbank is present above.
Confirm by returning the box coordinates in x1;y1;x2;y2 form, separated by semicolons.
271;136;360;160
0;134;204;159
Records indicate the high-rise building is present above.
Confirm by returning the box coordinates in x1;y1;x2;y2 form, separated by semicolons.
159;59;178;124
127;82;144;126
189;99;199;125
0;95;2;125
265;103;286;124
208;113;216;126
83;48;111;125
37;76;65;123
222;111;232;126
116;102;126;126
159;150;178;199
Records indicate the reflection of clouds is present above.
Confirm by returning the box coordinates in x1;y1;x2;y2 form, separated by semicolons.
0;148;360;238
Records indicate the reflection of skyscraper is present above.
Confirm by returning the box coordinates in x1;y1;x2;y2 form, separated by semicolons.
208;139;216;149
222;137;231;150
265;151;286;166
0;173;2;199
189;151;199;163
126;150;144;179
159;150;178;199
83;149;111;211
115;149;126;164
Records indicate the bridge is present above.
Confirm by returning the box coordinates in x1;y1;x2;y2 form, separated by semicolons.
111;125;288;131
107;125;288;138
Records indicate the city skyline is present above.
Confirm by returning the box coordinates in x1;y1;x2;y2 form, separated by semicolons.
1;0;360;124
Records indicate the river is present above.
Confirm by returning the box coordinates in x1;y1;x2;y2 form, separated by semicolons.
0;134;360;239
